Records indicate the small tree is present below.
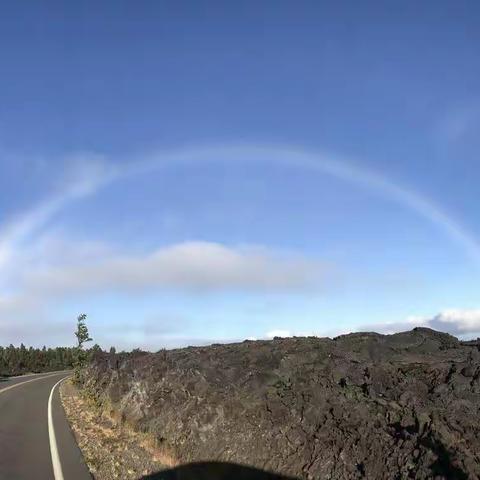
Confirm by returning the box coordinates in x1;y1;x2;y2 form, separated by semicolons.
75;313;92;349
73;313;92;384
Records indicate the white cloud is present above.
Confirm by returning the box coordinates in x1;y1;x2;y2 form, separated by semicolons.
21;241;325;295
362;309;480;337
428;309;480;335
264;326;349;339
265;329;292;339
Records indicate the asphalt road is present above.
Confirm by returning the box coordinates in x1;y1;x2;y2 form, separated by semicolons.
0;371;91;480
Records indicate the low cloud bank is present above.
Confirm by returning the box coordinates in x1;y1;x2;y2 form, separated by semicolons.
361;309;480;338
428;309;480;335
23;241;325;295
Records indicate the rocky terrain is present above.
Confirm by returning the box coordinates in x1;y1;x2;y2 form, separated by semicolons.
79;328;480;479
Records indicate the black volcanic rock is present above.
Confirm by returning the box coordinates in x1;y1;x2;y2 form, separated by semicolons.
81;329;480;479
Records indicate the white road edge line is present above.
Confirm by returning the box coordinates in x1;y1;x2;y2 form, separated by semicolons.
48;376;69;480
10;370;70;379
0;372;64;395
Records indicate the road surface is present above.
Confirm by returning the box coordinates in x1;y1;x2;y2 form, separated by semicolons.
0;371;91;480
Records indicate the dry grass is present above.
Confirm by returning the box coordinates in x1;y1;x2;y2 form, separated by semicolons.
60;380;175;479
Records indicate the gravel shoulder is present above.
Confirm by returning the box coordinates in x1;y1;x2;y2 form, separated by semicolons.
60;379;172;480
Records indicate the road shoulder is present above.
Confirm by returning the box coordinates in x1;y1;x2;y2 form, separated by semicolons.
60;380;170;480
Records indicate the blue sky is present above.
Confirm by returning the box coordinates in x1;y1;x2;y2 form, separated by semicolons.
0;1;479;349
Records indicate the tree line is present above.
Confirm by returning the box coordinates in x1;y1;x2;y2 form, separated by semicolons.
1;314;101;378
0;344;76;377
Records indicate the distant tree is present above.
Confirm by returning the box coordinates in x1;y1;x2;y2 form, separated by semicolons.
73;313;93;384
88;343;102;361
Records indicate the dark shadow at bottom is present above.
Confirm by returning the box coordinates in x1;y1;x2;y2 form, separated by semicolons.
139;461;298;480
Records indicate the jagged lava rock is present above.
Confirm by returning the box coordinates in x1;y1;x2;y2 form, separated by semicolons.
81;328;480;479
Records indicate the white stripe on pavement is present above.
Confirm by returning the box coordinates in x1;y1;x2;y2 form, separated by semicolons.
0;372;64;395
48;376;69;480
